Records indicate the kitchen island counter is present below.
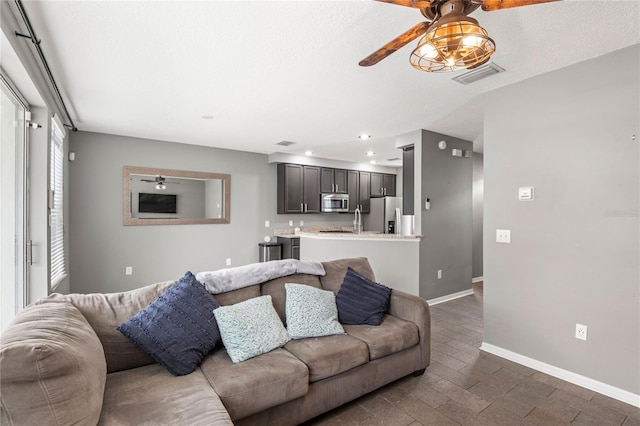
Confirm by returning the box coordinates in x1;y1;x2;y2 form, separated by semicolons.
299;231;420;296
299;230;420;241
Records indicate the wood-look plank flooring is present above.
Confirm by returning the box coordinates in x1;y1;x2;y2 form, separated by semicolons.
305;283;640;425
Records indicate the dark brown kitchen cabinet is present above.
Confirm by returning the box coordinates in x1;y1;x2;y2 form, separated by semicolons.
347;170;370;213
370;173;396;197
277;237;300;260
320;168;347;193
383;174;396;196
277;164;321;214
371;173;383;197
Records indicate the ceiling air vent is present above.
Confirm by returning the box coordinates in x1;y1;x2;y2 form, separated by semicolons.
387;157;401;162
452;62;505;85
276;140;296;146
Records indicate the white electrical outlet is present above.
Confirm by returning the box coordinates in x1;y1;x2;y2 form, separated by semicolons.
265;220;270;227
226;258;232;266
575;324;588;341
125;266;133;275
299;220;304;227
289;220;293;227
496;229;511;243
437;270;442;279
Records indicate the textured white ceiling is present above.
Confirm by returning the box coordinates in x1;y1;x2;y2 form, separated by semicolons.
15;0;640;165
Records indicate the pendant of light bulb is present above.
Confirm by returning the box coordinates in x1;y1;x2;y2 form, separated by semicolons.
410;11;495;72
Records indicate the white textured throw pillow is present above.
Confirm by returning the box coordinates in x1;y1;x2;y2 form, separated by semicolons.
213;295;290;363
285;283;345;339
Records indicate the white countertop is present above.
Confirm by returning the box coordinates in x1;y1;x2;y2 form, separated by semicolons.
298;231;421;241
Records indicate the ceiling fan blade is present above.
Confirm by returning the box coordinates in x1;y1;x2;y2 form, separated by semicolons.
359;21;430;67
374;0;433;9
481;0;560;12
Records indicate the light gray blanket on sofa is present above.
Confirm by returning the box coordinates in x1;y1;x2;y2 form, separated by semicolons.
196;259;325;294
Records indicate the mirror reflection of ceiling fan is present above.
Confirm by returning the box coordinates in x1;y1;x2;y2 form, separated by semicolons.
359;0;559;72
140;176;180;190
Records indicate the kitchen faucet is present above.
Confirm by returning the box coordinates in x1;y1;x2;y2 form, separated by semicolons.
354;206;362;234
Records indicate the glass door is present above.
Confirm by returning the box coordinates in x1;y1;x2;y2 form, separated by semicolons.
1;76;28;329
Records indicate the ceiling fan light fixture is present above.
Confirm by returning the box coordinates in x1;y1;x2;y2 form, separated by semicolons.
410;15;495;73
155;182;166;190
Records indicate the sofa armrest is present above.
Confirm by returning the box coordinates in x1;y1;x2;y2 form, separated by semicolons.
388;290;431;370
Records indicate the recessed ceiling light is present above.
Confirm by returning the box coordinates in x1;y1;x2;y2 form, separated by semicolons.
201;115;214;120
359;134;371;140
305;150;313;156
370;160;377;164
366;151;375;156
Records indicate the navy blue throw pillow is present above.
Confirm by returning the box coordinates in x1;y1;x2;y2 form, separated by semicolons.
336;267;392;326
117;271;221;376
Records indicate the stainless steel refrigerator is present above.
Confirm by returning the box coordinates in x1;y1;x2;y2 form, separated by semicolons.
364;196;402;234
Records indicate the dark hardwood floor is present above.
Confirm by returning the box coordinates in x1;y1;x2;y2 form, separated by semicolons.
306;283;640;425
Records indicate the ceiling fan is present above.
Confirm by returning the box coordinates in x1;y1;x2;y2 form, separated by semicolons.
359;0;559;72
140;176;180;190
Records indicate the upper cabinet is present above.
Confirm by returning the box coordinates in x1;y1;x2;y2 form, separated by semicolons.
320;168;347;194
370;173;396;197
277;164;321;214
359;171;371;212
278;163;396;213
347;170;370;213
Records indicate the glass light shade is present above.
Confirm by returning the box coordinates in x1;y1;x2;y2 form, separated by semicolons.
155;182;166;190
410;17;495;72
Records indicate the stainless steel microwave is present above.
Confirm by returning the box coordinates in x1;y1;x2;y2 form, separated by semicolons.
321;193;349;212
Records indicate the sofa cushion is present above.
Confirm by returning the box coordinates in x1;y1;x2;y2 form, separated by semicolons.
336;267;392;326
261;274;322;323
343;314;419;360
99;363;233;425
214;295;290;363
0;301;106;425
200;348;309;421
320;257;376;292
216;284;260;306
285;283;344;339
284;334;369;382
44;280;174;373
117;271;222;376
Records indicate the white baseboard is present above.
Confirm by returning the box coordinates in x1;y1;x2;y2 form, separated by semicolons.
472;276;484;283
427;289;474;306
480;342;640;408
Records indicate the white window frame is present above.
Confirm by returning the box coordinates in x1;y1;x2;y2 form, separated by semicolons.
1;74;28;328
49;114;66;289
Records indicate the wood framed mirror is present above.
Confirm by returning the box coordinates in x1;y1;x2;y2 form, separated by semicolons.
123;166;230;225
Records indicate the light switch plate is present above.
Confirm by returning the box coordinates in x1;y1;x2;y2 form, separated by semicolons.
496;229;511;243
519;186;534;201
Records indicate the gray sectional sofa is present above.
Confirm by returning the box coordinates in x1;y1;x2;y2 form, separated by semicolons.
0;257;430;425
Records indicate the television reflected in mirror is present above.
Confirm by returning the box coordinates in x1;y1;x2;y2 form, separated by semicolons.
123;166;230;225
138;193;177;214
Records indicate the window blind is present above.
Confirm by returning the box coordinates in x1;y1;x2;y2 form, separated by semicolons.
50;115;66;288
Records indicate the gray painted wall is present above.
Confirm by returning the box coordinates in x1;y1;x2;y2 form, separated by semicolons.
418;130;473;300
483;45;639;394
68;131;357;294
472;154;483;279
